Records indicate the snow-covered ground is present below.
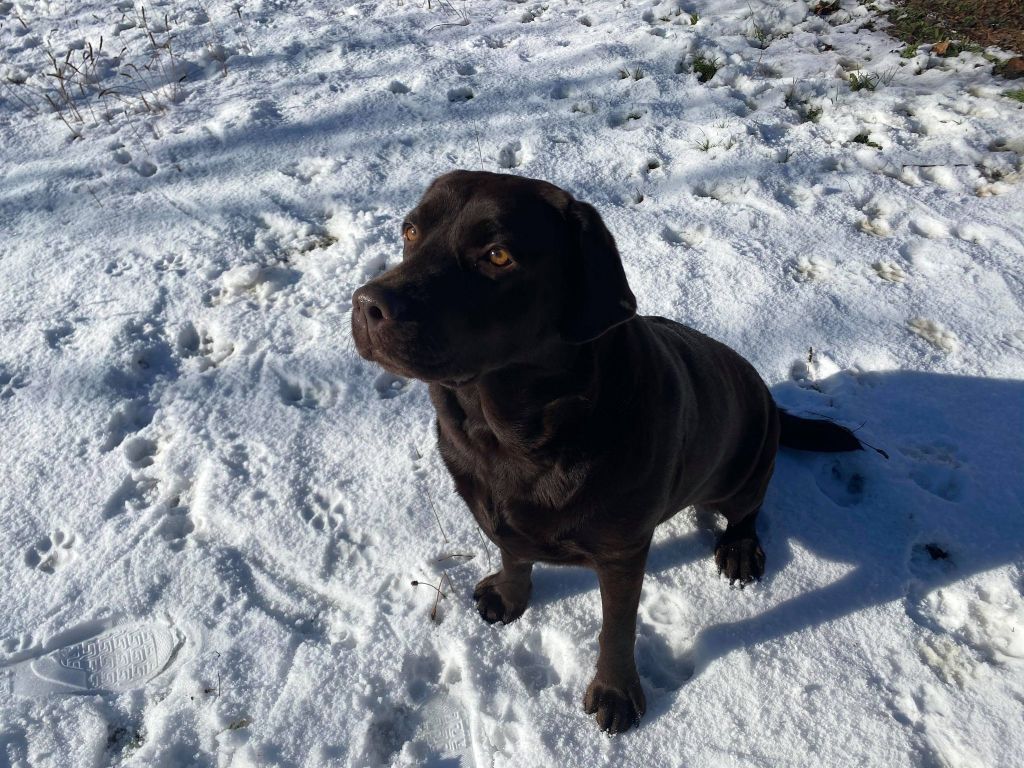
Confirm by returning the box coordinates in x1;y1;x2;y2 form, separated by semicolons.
2;0;1023;765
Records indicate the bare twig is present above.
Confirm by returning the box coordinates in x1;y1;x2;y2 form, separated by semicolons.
411;575;453;622
422;482;449;544
435;553;473;563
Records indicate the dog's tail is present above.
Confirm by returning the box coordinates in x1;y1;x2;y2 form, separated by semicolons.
778;409;888;458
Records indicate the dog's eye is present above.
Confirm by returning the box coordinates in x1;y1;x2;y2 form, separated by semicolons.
403;224;419;243
487;247;513;267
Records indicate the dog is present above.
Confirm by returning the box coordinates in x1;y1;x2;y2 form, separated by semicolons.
351;170;866;734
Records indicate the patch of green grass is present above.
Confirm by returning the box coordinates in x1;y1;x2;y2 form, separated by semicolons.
750;23;771;49
690;54;720;83
900;43;920;58
885;5;952;46
785;88;824;122
1005;89;1024;102
690;12;700;25
106;726;146;762
691;129;713;152
849;71;880;91
852;132;883;149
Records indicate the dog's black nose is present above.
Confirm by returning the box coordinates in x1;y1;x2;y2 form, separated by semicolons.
353;284;407;331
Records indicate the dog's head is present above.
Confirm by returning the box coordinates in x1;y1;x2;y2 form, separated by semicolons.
351;170;636;385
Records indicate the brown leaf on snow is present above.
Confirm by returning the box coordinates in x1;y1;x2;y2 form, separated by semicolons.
1001;57;1024;79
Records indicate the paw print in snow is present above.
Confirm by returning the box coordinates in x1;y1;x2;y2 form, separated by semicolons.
178;323;234;370
1;367;28;399
25;530;76;574
908;318;960;354
873;261;907;283
301;491;347;532
792;257;833;282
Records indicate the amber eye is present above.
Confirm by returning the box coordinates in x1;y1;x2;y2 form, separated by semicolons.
487;247;513;267
403;224;419;243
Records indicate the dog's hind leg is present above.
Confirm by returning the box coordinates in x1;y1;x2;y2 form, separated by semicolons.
473;549;533;624
712;417;776;586
714;508;766;587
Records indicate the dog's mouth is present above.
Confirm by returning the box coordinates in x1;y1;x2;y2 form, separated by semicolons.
352;316;479;386
378;353;479;387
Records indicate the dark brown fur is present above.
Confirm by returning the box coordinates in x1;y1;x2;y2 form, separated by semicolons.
352;170;861;734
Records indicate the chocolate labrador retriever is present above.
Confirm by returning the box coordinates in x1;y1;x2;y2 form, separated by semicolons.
351;170;866;734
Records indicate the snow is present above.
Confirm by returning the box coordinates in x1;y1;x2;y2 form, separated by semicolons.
1;0;1023;766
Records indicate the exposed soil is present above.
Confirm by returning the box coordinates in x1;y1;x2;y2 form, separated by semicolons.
885;0;1024;56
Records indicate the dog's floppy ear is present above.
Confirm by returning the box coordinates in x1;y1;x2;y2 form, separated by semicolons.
561;200;637;343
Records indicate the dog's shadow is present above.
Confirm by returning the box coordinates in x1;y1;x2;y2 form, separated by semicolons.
528;369;1024;718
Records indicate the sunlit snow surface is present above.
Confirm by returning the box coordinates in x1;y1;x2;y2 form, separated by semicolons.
1;1;1023;765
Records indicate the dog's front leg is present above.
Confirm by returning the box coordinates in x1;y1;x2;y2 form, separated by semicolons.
473;548;533;624
584;548;648;734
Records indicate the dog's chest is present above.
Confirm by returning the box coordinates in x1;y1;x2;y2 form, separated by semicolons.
436;423;589;563
475;482;589;565
431;383;598;561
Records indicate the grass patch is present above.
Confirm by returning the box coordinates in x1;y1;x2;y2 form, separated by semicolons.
749;23;771;49
847;70;880;91
0;3;255;140
884;1;1023;57
685;54;720;83
848;67;898;92
849;71;880;91
1005;88;1024;101
690;129;713;152
784;84;825;122
852;132;883;149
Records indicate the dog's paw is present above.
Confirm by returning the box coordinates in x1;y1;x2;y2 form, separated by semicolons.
714;535;765;586
583;673;646;734
472;572;531;624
